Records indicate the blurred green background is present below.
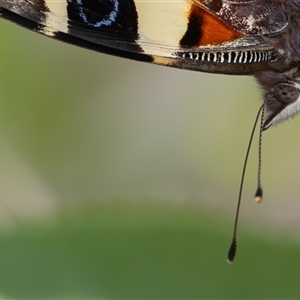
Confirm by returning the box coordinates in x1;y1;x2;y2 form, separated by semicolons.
1;17;300;299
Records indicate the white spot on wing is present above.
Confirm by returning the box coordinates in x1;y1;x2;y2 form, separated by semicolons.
44;0;68;33
135;0;189;56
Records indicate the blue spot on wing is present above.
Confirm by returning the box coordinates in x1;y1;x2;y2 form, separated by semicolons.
75;0;119;27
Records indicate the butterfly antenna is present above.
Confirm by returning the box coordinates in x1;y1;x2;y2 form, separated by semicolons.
254;104;265;203
227;104;265;264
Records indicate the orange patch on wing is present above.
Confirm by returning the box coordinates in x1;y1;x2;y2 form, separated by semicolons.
199;7;243;45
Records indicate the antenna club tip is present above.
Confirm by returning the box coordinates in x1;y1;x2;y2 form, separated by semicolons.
254;186;263;203
227;258;233;264
227;240;237;264
254;196;262;203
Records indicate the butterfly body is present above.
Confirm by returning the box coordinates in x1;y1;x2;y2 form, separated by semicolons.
1;0;300;127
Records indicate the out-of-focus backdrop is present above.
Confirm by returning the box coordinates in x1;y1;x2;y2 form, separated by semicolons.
1;18;300;298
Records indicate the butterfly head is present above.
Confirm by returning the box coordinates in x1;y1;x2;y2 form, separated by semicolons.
256;67;300;130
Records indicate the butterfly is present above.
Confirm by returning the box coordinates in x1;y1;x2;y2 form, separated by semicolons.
1;0;300;262
1;0;299;129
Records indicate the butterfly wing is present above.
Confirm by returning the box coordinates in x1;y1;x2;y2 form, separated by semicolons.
0;0;287;74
